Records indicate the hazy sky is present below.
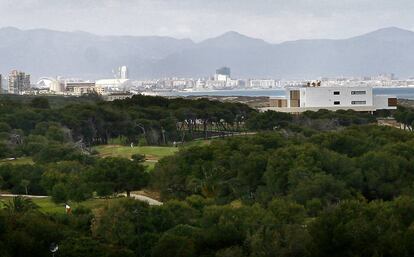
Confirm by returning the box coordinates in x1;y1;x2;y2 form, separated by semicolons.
1;0;414;42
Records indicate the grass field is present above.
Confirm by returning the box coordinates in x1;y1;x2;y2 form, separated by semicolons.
93;142;213;171
0;196;122;214
0;141;211;170
94;145;179;160
0;157;34;166
94;141;211;159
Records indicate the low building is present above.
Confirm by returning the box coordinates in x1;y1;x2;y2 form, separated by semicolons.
50;81;65;93
95;79;131;93
102;93;133;101
65;81;96;95
37;77;65;93
249;79;276;89
206;80;226;89
261;86;397;113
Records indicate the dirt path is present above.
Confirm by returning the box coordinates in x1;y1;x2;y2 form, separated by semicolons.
119;193;163;206
0;194;48;198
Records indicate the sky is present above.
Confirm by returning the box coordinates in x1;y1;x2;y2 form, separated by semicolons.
0;0;414;43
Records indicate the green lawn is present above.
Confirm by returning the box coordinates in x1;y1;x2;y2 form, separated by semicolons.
0;157;34;166
94;141;211;160
0;196;123;214
93;145;179;161
0;141;210;170
93;142;212;170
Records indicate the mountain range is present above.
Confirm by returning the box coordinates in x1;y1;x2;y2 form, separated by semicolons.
1;26;414;80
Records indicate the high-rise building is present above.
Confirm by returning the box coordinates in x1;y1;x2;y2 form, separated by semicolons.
0;75;6;94
8;70;30;95
215;67;231;81
216;67;231;77
117;66;129;79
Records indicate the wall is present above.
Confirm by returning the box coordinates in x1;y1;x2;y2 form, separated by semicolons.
298;87;373;108
374;95;397;110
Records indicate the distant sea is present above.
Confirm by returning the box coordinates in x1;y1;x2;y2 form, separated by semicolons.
160;87;414;100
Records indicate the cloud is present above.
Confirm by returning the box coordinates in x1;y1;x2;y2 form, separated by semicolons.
0;0;413;42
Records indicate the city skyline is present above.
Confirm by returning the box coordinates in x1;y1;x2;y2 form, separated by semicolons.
1;0;414;43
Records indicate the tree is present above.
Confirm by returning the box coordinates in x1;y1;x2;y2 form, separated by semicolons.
309;200;394;257
290;173;350;206
51;183;69;203
30;97;50;109
267;198;307;224
358;150;409;200
131;153;146;163
91;157;149;197
0;175;4;189
215;246;246;257
151;234;196;257
4;196;38;215
59;236;136;257
67;180;93;202
0;122;11;133
92;199;155;256
20;179;30;195
246;111;292;130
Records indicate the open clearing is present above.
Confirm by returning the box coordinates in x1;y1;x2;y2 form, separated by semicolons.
93;141;211;169
0;196;123;214
1;141;212;167
94;145;179;161
0;157;34;166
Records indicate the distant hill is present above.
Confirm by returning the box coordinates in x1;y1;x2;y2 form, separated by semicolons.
152;27;414;79
1;27;414;79
0;27;195;80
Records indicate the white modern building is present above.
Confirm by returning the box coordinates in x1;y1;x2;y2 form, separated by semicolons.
249;79;276;89
36;77;65;93
95;79;131;94
102;93;133;101
195;79;206;90
215;74;230;82
214;67;231;82
262;86;397;113
117;66;129;79
65;81;96;95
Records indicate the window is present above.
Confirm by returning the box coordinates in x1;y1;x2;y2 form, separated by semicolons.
334;101;340;105
351;91;366;95
388;98;397;107
351;101;366;105
333;91;340;95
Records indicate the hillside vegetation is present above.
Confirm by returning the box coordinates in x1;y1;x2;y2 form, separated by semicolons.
1;95;414;257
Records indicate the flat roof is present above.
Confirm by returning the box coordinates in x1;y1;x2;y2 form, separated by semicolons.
286;86;373;90
260;106;380;113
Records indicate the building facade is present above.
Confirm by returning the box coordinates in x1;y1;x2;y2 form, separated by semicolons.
263;86;397;113
249;79;276;89
102;93;133;101
118;66;129;79
65;81;96;95
8;70;30;95
216;67;231;77
214;67;231;82
95;79;131;94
